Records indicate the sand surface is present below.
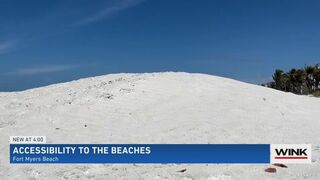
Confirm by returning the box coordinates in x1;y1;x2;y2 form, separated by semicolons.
0;72;319;179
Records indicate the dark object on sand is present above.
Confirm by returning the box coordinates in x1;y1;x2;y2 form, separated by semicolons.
273;163;288;168
177;169;187;173
265;167;277;173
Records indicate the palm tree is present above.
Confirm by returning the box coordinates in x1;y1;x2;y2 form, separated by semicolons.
294;69;306;94
313;64;320;90
286;68;305;94
304;66;316;92
272;69;284;90
282;73;290;92
269;64;320;95
287;69;297;93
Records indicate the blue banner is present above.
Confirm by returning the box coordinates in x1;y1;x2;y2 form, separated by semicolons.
10;144;270;164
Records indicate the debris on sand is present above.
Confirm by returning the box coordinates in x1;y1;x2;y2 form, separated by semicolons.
273;163;288;168
265;167;277;173
177;168;187;173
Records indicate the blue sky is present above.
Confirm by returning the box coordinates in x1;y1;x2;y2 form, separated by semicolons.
1;0;320;91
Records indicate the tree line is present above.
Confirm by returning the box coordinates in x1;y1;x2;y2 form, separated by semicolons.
264;64;320;96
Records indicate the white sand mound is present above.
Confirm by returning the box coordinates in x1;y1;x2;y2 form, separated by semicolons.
0;72;319;179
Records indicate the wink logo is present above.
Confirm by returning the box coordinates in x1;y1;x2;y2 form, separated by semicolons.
271;144;312;164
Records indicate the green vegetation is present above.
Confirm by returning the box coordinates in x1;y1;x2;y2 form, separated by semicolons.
264;64;320;96
312;90;320;97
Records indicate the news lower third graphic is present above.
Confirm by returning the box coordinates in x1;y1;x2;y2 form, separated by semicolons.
9;136;311;164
